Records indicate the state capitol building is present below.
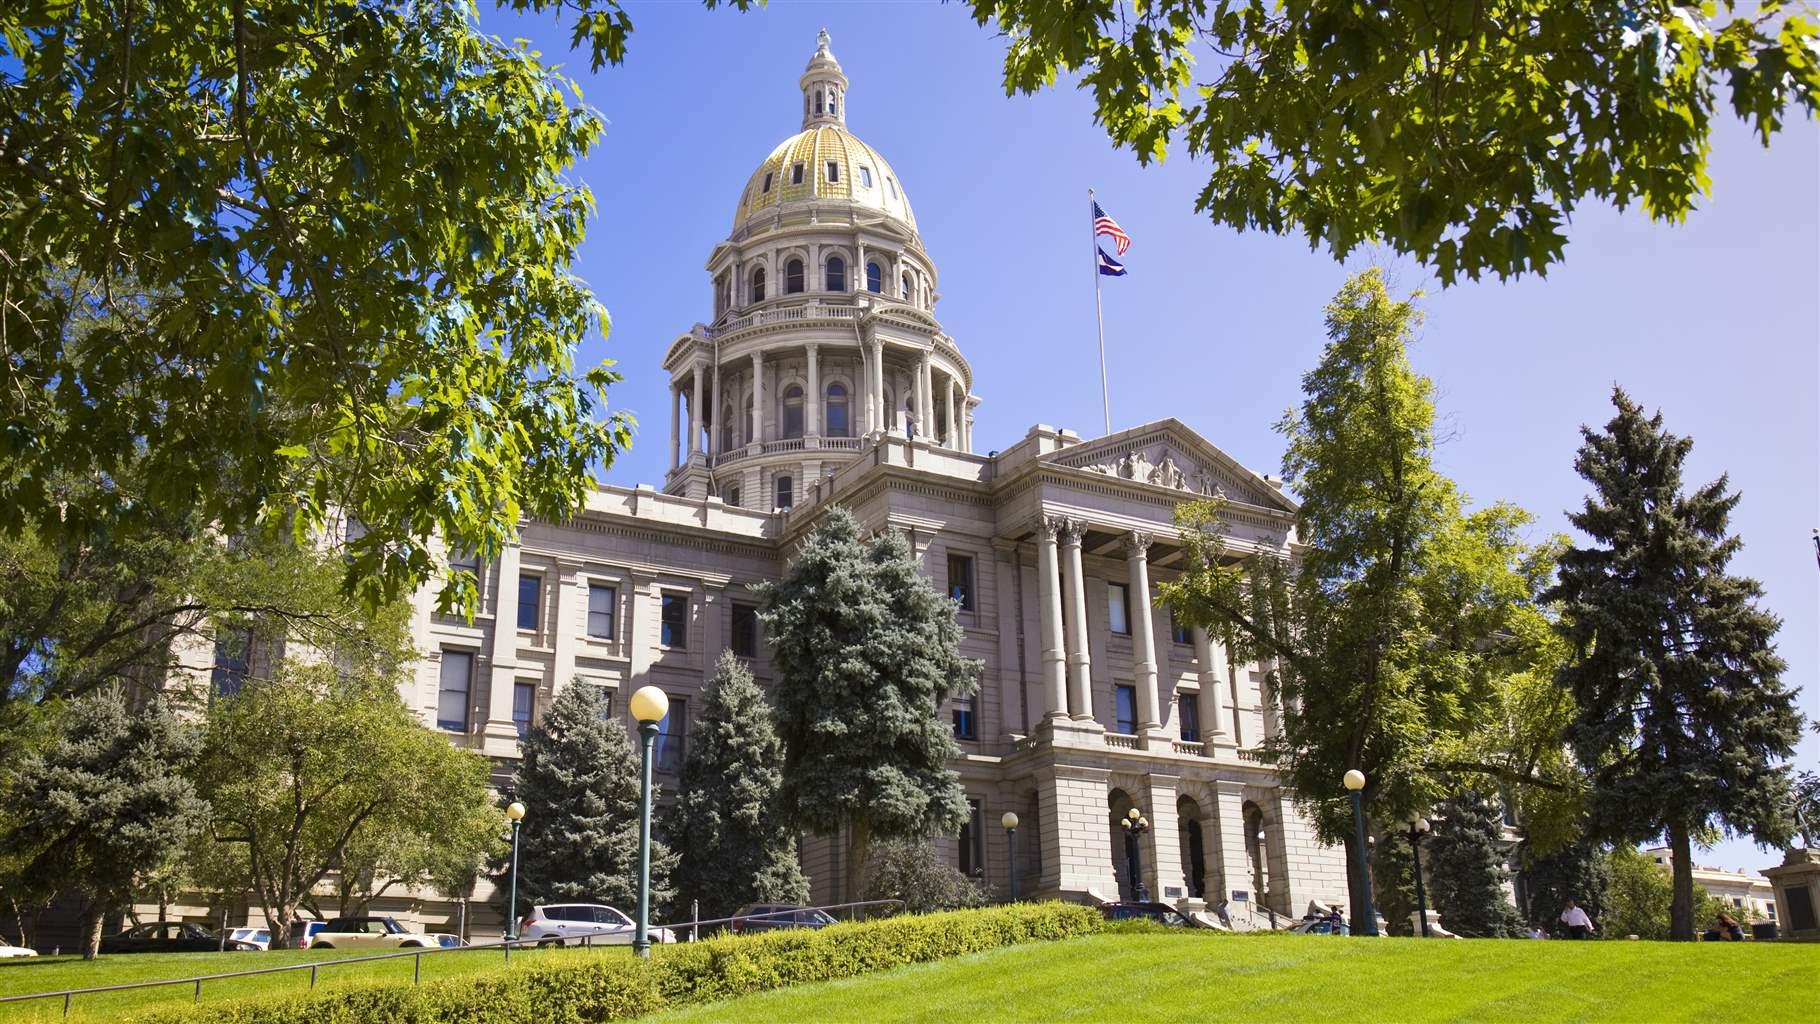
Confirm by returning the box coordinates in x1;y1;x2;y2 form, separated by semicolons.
396;32;1347;928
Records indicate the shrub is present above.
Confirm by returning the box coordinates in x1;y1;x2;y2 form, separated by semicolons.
863;838;991;913
131;902;1100;1023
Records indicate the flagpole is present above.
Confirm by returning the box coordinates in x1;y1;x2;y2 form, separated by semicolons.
1090;187;1111;436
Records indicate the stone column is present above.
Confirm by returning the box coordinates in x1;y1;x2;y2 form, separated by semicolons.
749;351;765;444
1059;519;1094;722
688;366;703;456
668;384;680;470
1125;531;1163;741
944;375;958;448
483;543;523;751
1036;517;1068;721
710;359;722;457
870;339;885;434
914;352;930;438
806;343;821;437
1193;627;1231;738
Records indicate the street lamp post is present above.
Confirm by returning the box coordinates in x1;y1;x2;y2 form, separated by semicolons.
505;801;526;943
629;685;669;959
1408;816;1431;937
1002;812;1021;902
1343;769;1378;936
1119;807;1152;903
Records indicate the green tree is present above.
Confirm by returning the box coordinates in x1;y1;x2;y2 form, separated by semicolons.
1519;840;1611;937
759;509;980;902
1795;768;1820;848
964;1;1820;284
863;839;989;915
666;652;808;925
1371;828;1419;936
1547;388;1805;940
1160;270;1561;929
1;689;207;958
1606;843;1673;939
197;660;497;948
507;682;676;917
1424;791;1522;938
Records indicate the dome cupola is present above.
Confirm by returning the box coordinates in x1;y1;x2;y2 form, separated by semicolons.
801;28;847;130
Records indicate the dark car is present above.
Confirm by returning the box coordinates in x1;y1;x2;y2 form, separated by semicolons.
729;904;836;934
99;922;251;954
1098;902;1191;927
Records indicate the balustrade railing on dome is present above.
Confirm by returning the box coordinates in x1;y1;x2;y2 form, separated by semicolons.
702;301;864;338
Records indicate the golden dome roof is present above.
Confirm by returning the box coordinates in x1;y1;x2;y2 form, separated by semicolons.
733;125;917;232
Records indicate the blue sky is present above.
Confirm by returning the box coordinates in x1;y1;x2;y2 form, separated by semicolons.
481;2;1819;872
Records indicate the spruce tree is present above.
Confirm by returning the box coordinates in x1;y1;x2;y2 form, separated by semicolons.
1370;829;1419;936
1548;388;1804;940
506;682;675;917
1519;840;1610;937
1425;791;1522;938
759;508;980;901
666;651;807;924
2;689;206;958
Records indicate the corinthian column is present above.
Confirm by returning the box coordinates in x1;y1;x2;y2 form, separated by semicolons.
1059;519;1094;722
1124;531;1162;740
1036;517;1068;721
1193;627;1231;738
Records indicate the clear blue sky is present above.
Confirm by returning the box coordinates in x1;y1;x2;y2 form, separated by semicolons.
481;2;1819;872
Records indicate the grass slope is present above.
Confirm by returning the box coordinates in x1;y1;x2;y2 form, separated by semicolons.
647;931;1820;1023
0;945;621;1022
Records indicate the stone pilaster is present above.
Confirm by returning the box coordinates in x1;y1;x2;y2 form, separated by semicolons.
805;343;821;437
481;543;524;755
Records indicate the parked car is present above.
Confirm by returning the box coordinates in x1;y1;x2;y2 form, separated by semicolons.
294;920;331;949
1097;902;1191;927
428;933;466;949
518;904;676;946
0;943;37;958
226;927;271;951
305;917;437;951
729;904;836;935
98;922;255;954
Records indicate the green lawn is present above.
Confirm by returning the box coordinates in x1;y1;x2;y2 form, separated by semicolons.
646;931;1820;1024
0;943;632;1022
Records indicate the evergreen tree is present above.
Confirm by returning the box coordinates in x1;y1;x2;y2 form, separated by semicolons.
863;839;989;915
1370;829;1419;936
1;689;206;958
1425;791;1522;938
666;651;807;924
1548;388;1805;940
759;508;980;902
507;682;675;918
1519;840;1610;937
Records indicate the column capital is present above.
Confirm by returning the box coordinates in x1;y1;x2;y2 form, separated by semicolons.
1123;530;1154;557
804;342;819;355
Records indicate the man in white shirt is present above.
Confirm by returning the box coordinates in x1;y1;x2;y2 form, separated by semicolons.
1559;900;1596;939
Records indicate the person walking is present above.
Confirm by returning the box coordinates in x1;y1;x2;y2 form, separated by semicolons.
1559;899;1596;940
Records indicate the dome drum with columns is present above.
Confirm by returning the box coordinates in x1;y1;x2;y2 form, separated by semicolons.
664;31;974;510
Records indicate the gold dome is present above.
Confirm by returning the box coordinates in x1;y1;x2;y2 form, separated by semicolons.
733;126;917;232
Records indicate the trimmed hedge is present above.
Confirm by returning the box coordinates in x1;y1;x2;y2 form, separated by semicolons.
132;902;1101;1023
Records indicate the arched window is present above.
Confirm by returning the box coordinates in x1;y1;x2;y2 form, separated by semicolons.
826;383;850;438
785;259;805;294
782;384;805;439
775;475;794;510
719;404;735;453
901;272;912;299
751;267;766;302
825;256;846;292
829;91;838;116
814;90;824;115
728;485;742;508
866;262;882;293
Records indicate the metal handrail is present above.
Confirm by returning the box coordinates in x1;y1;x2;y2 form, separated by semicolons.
0;899;906;1017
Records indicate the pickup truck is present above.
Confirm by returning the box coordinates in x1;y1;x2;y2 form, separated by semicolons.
305;916;437;950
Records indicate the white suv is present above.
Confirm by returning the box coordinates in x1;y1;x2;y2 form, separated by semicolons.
519;904;676;946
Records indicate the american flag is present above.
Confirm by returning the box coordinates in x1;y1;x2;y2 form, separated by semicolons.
1092;201;1130;255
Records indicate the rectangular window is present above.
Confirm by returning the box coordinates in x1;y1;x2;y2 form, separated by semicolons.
210;627;252;698
448;549;480;575
946;553;975;612
1171;612;1192;646
513;683;535;739
731;602;759;659
859;166;873;188
592;685;614;722
761;172;773;193
958;799;984;878
791;162;805;185
517;575;540;631
1179;692;1201;743
775;475;793;510
660;592;689;649
437;651;473;732
587;584;616;640
655;698;687;773
952;698;976;740
826;160;839;182
1108;583;1131;636
1115;684;1137;735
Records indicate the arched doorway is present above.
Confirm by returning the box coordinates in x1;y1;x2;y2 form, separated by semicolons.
1177;796;1207;899
1107;789;1139;901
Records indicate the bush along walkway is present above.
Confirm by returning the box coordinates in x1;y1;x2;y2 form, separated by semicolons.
131;903;1102;1023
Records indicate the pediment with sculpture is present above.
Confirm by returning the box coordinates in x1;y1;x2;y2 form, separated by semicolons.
1045;420;1293;514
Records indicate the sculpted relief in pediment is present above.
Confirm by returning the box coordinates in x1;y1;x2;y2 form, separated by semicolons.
1078;443;1262;506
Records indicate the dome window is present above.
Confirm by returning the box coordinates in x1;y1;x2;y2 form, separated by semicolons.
826;161;840;183
829;91;839;116
886;176;897;199
785;259;805;294
791;162;805;186
728;485;741;508
825;256;846;292
901;272;912;299
826;383;850;438
782;385;805;439
761;172;773;194
751;267;766;302
775;474;794;511
865;262;882;293
814;90;824;115
859;166;873;188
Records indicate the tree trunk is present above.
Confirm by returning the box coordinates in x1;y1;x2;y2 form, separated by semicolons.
844;817;872;909
1668;822;1696;941
81;905;105;960
266;905;297;949
1344;830;1371;931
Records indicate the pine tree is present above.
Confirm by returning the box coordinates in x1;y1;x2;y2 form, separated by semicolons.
1548;388;1804;940
506;682;675;918
1519;840;1610;937
1425;791;1522;938
1370;829;1419;936
666;651;807;924
759;508;980;902
1;689;206;958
